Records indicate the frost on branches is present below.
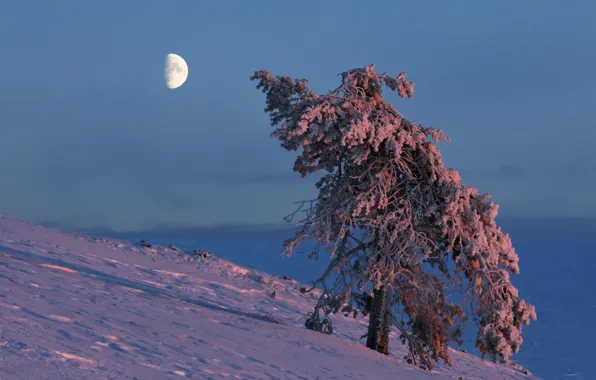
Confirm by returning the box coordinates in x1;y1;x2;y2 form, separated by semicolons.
250;65;536;370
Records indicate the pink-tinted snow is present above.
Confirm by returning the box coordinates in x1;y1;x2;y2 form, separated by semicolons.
0;216;533;379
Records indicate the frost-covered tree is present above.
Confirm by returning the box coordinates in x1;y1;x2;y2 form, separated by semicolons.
251;65;536;370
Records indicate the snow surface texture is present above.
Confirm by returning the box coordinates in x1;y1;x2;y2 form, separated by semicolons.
0;216;533;379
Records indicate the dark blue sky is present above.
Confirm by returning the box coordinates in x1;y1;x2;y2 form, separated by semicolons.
0;1;594;231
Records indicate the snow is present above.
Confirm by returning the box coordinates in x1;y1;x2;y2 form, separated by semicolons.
0;215;534;379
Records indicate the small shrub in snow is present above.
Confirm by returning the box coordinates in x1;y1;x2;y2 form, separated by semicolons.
189;249;212;259
305;307;334;335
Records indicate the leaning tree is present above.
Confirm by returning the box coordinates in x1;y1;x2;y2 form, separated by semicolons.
251;65;536;370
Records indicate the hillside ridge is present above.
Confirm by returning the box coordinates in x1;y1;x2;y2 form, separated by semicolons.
0;216;533;379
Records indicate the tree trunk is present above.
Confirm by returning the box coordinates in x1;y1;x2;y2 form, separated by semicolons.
366;286;392;355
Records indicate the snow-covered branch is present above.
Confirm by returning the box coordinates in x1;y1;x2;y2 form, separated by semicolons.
251;64;536;369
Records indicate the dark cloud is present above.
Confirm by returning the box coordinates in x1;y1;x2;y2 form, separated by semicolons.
247;172;321;184
248;172;297;183
461;165;529;180
68;217;596;242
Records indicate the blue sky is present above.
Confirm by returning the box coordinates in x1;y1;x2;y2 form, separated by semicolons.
0;1;594;231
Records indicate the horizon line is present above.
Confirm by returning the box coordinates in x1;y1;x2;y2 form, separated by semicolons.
37;216;596;237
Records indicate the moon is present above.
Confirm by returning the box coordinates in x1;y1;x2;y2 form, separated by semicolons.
165;54;188;89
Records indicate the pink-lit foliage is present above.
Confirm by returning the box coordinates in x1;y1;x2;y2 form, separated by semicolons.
251;65;536;370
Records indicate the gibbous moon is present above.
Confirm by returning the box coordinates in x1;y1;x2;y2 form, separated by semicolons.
165;54;188;89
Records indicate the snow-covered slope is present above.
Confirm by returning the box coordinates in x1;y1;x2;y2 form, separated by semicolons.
0;216;533;379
